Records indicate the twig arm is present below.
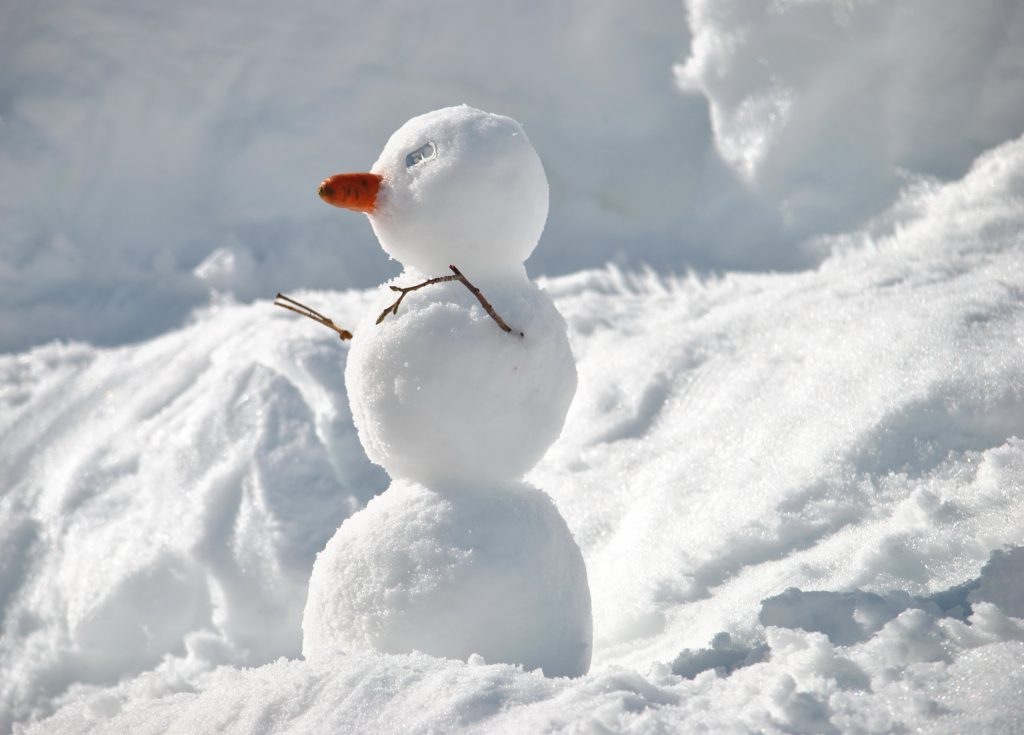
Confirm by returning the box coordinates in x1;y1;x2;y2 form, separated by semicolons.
448;265;523;337
275;293;335;324
274;265;520;341
375;274;459;324
374;266;522;336
274;293;353;340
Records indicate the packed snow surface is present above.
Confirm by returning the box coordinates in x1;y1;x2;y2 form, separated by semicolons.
3;129;1023;732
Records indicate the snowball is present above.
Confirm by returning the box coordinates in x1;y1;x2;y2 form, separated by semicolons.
302;479;592;678
368;106;549;279
345;273;576;485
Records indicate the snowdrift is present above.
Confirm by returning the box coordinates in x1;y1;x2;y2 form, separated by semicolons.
679;0;1024;240
3;132;1023;733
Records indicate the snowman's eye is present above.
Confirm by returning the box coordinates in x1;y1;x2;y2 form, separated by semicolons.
405;142;436;168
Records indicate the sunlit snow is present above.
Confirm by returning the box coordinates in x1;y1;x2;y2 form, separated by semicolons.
2;1;1024;733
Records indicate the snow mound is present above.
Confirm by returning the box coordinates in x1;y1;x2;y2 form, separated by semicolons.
677;0;1024;240
0;289;387;731
4;134;1024;732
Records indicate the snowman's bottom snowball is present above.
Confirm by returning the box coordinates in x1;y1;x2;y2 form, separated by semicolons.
302;480;592;677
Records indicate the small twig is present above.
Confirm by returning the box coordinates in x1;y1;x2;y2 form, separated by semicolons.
374;265;523;337
276;266;521;339
275;292;334;324
375;275;459;324
274;293;352;340
448;265;523;337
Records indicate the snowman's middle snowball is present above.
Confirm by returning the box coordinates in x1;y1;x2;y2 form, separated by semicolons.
345;273;576;485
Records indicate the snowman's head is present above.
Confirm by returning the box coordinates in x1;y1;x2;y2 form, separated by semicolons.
319;105;549;277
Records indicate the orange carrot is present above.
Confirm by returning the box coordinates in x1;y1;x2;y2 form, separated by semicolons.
318;172;382;213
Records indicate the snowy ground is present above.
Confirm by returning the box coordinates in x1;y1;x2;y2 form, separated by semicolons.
4;1;1024;732
3;131;1023;732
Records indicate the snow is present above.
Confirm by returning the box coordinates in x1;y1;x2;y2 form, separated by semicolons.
2;128;1023;731
302;480;592;677
343;107;576;485
3;1;1024;732
307;106;590;676
677;0;1024;240
366;106;549;278
0;0;702;352
6;0;1022;353
346;275;577;486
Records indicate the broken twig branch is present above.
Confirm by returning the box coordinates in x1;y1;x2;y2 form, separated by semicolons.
375;274;459;325
276;265;521;340
274;293;353;340
375;265;523;337
448;265;523;337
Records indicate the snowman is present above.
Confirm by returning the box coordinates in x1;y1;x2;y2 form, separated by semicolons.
288;105;591;677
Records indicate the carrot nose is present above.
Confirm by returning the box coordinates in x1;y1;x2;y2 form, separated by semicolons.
318;172;382;213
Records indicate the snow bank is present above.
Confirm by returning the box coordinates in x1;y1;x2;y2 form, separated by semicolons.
26;591;1024;734
0;0;701;352
6;1;1023;352
0;288;387;730
3;128;1024;731
677;0;1024;241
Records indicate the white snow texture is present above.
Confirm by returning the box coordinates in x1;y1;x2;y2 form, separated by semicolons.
2;1;1024;734
367;106;549;278
303;480;592;678
305;105;590;678
4;0;1023;351
346;275;577;486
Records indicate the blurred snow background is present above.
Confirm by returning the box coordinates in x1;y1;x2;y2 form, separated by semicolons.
4;0;1023;352
2;0;1024;733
